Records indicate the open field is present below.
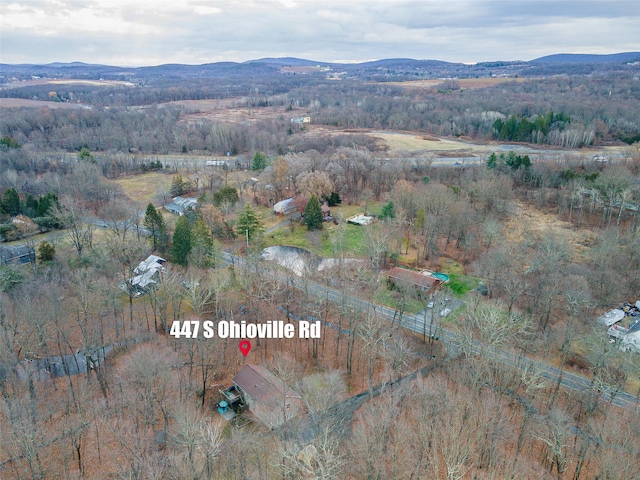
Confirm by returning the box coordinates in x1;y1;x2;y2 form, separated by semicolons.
179;103;309;124
1;78;134;88
383;77;531;90
370;130;488;153
113;171;171;207
0;97;89;109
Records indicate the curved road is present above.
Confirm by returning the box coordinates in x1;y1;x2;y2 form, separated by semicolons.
221;252;639;410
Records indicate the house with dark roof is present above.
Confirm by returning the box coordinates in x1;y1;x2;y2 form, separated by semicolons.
222;364;303;428
0;244;35;265
387;267;444;293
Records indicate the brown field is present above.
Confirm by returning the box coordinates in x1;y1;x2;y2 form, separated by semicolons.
0;97;89;109
113;171;171;207
280;65;326;74
2;78;134;88
383;76;531;90
179;102;309;124
168;97;246;111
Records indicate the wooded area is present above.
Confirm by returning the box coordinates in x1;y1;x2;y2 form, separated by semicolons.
1;62;639;479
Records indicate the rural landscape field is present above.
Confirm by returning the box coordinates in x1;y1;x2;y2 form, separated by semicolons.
1;48;640;480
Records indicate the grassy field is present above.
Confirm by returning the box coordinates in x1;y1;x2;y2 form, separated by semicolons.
383;77;530;90
373;287;424;315
371;131;496;154
114;172;171;206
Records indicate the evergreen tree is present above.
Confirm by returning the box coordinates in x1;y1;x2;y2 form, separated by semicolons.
304;195;323;231
25;194;38;218
171;216;192;266
236;203;264;240
380;201;396;220
189;217;217;268
487;152;498;169
77;147;95;163
1;188;21;216
0;135;20;149
36;192;60;217
37;241;55;262
251;151;268;171
212;186;239;207
143;203;169;252
170;174;186;197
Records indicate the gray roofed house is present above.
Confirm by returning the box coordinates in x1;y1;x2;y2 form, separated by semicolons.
166;196;198;216
0;244;36;265
120;255;166;297
273;198;296;215
620;321;640;353
229;364;303;428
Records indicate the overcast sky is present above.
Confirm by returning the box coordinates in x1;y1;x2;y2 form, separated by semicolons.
1;0;639;66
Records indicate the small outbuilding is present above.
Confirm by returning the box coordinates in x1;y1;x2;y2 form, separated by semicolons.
321;203;331;218
346;213;374;226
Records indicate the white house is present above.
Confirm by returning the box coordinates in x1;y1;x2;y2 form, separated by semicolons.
273;198;296;215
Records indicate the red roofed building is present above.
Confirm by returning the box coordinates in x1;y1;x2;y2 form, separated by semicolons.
387;267;444;293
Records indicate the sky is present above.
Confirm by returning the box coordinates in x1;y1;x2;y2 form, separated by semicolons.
1;0;639;66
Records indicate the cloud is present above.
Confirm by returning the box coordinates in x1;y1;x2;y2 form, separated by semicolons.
1;0;638;65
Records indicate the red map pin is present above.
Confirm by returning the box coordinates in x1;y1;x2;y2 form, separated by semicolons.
239;340;251;357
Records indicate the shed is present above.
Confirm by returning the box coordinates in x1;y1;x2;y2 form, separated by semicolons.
346;213;374;226
321;203;331;218
231;364;302;428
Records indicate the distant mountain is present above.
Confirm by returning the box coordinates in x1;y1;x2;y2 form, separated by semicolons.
45;62;101;68
358;58;452;67
247;57;327;67
2;53;639;84
531;52;640;64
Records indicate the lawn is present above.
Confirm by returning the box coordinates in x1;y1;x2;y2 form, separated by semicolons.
114;172;171;207
373;287;424;315
436;257;482;296
446;273;481;295
264;201;383;258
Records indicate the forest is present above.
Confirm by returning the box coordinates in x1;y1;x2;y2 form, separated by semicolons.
1;60;640;479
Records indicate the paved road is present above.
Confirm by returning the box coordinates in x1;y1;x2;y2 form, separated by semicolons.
221;251;639;410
